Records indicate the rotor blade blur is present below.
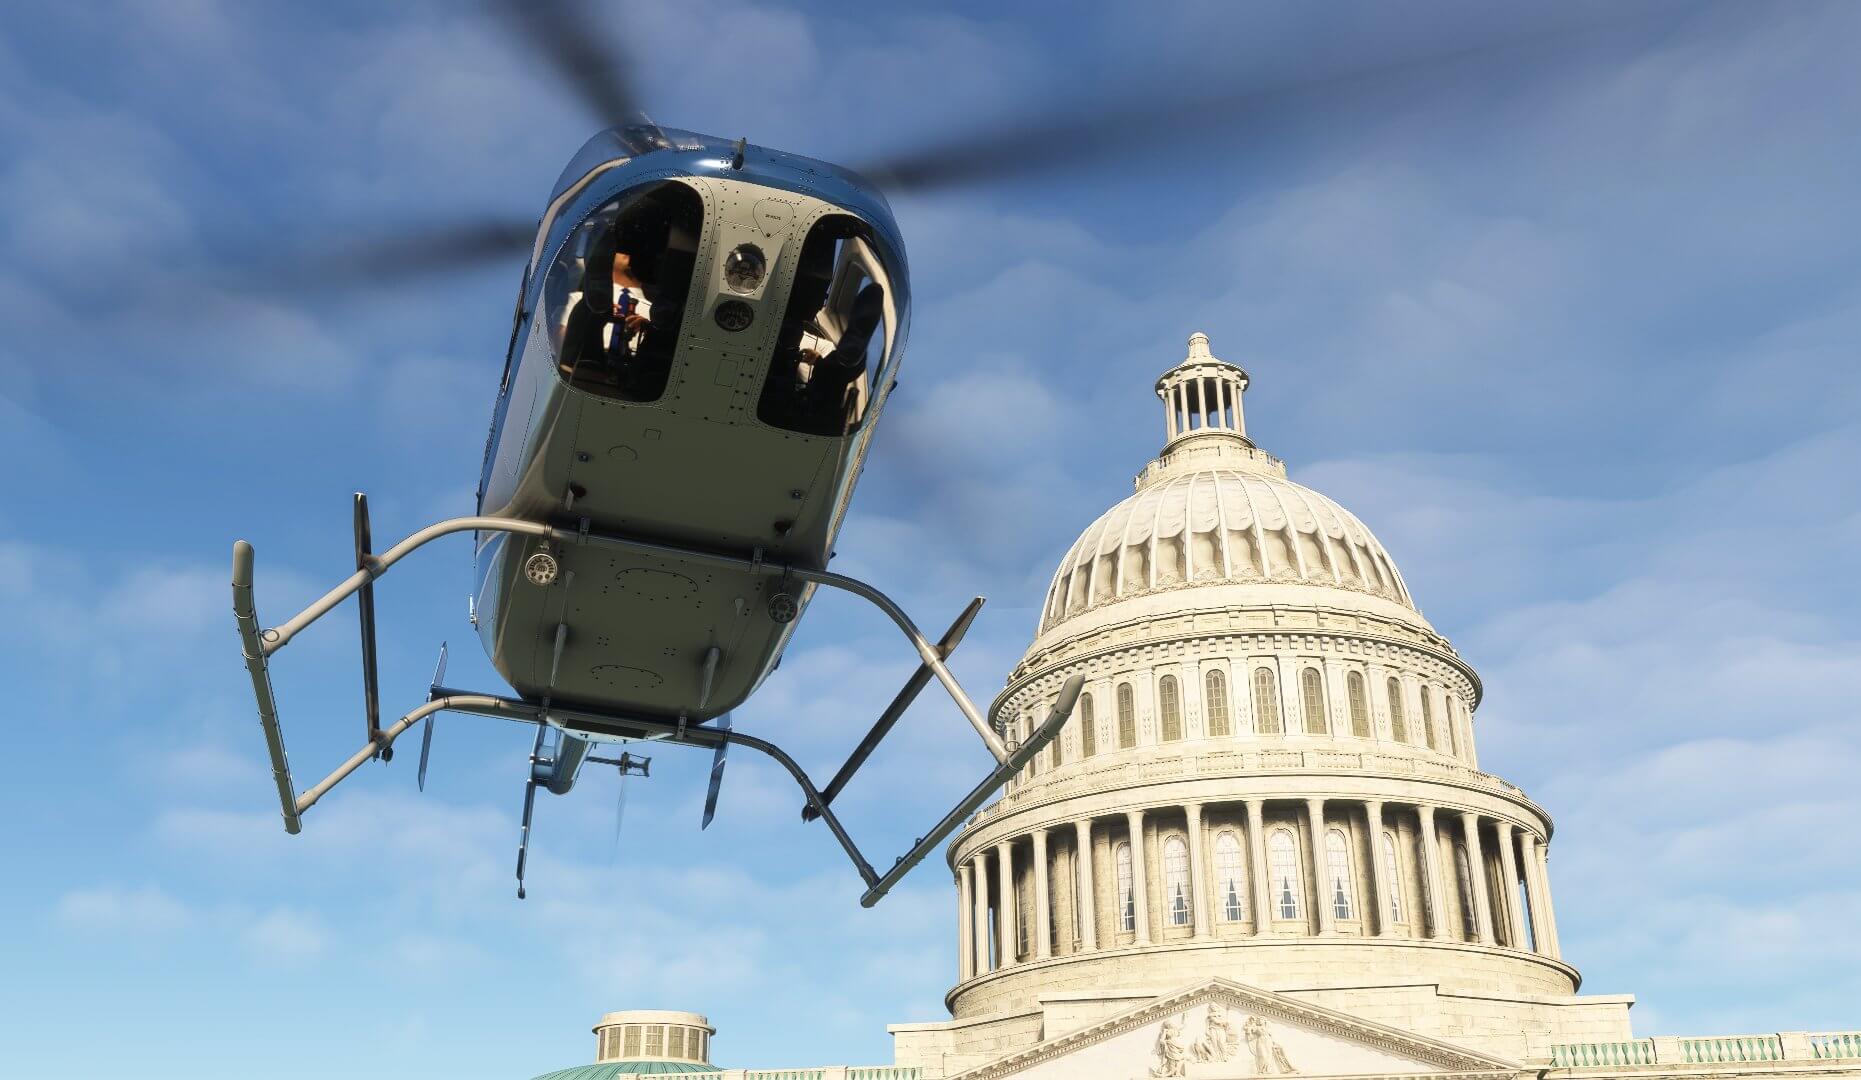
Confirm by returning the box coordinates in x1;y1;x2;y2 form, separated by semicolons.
263;217;535;292
853;6;1695;194
494;0;640;126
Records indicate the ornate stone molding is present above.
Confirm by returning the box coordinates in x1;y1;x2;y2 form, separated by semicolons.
947;977;1523;1080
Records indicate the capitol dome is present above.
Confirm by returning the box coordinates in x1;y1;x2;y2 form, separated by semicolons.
936;333;1572;1045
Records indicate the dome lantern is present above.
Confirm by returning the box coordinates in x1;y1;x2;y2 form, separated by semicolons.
1155;332;1252;450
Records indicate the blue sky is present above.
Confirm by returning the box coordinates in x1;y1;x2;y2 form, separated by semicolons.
2;2;1859;1077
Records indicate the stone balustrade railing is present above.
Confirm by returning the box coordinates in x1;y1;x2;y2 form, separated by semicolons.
969;745;1529;828
655;1069;917;1080
1551;1032;1861;1069
1551;1042;1657;1067
1815;1034;1861;1060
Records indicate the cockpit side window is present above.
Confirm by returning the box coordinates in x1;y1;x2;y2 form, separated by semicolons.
757;214;894;437
546;181;703;403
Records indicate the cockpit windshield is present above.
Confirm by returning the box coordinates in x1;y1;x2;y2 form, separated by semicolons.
757;214;897;437
545;180;704;403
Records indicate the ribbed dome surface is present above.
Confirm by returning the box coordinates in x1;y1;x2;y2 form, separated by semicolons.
1040;466;1413;633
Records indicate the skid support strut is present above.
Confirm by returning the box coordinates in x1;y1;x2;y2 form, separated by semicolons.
230;512;1078;904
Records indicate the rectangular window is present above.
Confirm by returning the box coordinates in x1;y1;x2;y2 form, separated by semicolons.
645;1027;663;1056
669;1027;684;1059
624;1027;641;1057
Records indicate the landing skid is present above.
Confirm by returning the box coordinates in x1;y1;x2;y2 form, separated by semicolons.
231;504;1083;907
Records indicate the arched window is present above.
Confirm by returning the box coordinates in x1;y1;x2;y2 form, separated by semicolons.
1386;677;1408;742
1419;687;1437;750
1268;829;1302;920
1115;841;1136;931
1347;672;1371;738
1117;683;1137;748
1381;831;1404;924
1445;696;1461;756
1455;842;1477;939
1050;707;1064;768
1204;669;1230;737
1324;829;1356;921
1079;693;1097;758
1253;668;1282;735
1215;831;1247;922
1159;675;1182;742
1163;835;1191;926
1301;668;1328;735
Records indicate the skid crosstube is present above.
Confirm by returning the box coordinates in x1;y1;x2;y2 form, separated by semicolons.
229;509;1083;905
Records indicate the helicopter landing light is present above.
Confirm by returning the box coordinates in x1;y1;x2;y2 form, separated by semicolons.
713;299;754;332
722;243;767;293
524;551;560;586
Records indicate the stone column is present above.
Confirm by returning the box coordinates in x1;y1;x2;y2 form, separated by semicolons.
1307;798;1334;934
1245;798;1272;933
1365;800;1391;937
1496;821;1526;949
996;840;1018;966
1534;836;1563;959
1162;390;1176;440
1460;812;1495;945
1033;828;1053;960
1417;805;1447;940
972;854;992;973
1185;802;1209;939
1075;819;1098;952
957;863;974;981
1126;810;1152;944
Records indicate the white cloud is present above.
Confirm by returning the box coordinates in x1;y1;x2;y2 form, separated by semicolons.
241;907;331;965
55;883;193;934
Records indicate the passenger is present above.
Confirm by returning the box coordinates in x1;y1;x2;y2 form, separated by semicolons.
561;216;662;384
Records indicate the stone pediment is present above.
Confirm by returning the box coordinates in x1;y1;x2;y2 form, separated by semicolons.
950;978;1522;1080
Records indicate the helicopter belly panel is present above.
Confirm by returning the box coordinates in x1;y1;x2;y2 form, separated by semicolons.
480;527;786;720
559;370;839;565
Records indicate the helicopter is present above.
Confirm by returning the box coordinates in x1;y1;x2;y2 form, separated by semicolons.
228;1;1678;905
231;5;1090;906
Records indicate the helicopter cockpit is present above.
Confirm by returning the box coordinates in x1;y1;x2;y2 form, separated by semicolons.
546;180;704;403
758;214;896;437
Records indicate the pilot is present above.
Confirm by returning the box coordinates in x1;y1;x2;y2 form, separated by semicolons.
794;281;884;430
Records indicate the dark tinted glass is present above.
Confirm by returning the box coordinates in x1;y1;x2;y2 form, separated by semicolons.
547;181;704;403
757;214;896;436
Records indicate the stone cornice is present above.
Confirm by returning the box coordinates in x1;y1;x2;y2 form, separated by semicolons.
943;935;1582;1015
1005;610;1483;716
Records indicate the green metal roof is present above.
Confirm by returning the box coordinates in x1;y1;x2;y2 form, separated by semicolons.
530;1063;723;1078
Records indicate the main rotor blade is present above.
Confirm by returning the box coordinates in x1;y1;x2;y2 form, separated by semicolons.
272;217;537;290
494;0;642;127
852;6;1694;194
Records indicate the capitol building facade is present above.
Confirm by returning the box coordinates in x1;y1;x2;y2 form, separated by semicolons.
531;336;1860;1080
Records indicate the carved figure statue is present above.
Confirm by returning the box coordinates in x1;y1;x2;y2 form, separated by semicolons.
1195;1003;1239;1063
1244;1015;1297;1075
1150;1016;1192;1078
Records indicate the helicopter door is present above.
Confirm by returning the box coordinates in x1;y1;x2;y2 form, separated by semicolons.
546;180;704;403
757;214;897;437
